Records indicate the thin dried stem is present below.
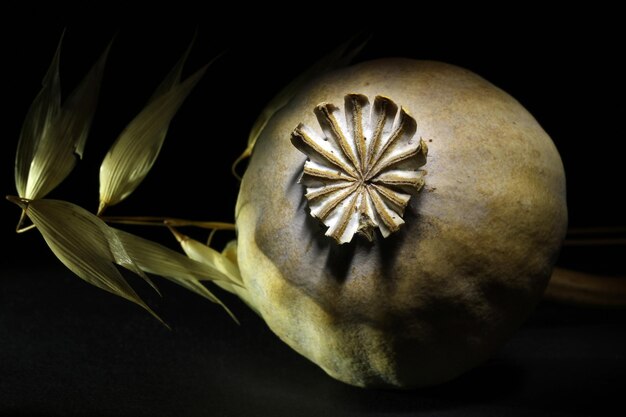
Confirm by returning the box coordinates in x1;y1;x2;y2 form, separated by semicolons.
231;151;249;181
16;223;37;234
206;228;218;246
15;209;36;233
563;238;626;246
563;226;626;246
567;226;626;235
101;215;235;231
164;219;236;230
546;267;626;307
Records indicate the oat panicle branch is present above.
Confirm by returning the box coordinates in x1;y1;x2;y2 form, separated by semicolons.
98;37;214;214
15;34;110;206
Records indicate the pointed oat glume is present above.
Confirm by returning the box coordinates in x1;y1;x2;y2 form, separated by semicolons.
291;94;427;244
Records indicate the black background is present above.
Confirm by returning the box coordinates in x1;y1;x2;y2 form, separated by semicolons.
1;10;625;417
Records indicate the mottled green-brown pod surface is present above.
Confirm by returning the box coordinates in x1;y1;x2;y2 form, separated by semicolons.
235;59;567;388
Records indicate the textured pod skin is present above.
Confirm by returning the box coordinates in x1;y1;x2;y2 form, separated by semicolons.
235;59;567;388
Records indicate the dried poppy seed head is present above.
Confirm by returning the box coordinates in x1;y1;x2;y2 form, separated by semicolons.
291;94;427;244
236;59;567;388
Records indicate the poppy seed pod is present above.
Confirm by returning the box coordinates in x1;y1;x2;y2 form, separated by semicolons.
235;59;567;388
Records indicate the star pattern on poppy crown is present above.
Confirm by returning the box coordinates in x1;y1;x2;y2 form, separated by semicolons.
290;94;428;244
